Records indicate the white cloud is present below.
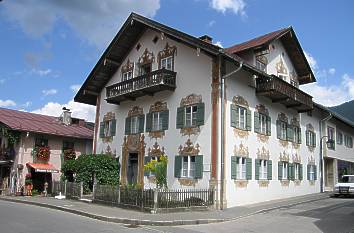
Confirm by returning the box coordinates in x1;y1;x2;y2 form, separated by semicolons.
32;100;96;122
328;68;336;75
301;73;354;106
208;20;216;27
210;0;246;16
31;68;52;76
0;100;16;107
70;84;81;94
2;0;160;48
214;41;223;48
42;89;58;96
22;101;32;108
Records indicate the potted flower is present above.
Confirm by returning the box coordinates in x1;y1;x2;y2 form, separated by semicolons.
36;146;50;161
25;173;33;196
63;148;76;160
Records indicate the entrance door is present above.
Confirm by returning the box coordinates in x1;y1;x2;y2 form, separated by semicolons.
31;170;52;193
127;153;138;185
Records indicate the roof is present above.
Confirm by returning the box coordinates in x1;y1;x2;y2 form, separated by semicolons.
74;12;223;106
314;103;354;128
0;108;93;139
225;27;316;85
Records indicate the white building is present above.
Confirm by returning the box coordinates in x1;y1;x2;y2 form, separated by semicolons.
75;13;354;208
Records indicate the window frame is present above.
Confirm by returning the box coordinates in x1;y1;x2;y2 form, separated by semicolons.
130;116;140;135
282;162;288;180
160;56;174;71
122;70;133;81
181;155;196;178
259;159;268;180
103;120;112;137
294;163;300;180
259;113;268;135
35;138;48;147
236;157;247;180
256;59;267;72
337;131;343;145
309;165;315;181
151;112;163;132
293;126;301;144
279;121;287;140
185;105;198;128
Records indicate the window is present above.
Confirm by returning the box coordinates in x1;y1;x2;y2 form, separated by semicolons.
337;132;343;145
160;56;173;71
256;59;267;72
280;121;287;140
99;119;116;138
176;103;205;129
294;126;301;144
259;113;267;134
131;116;139;134
279;161;288;180
279;74;287;81
152;112;162;131
35;138;48;147
237;157;247;180
185;105;198;127
306;130;316;147
230;105;251;131
104;121;112;137
344;135;353;148
139;63;152;76
254;111;271;136
63;141;74;150
309;165;315;181
122;70;133;81
294;163;300;180
182;156;196;178
327;127;335;150
175;155;203;179
259;160;268;180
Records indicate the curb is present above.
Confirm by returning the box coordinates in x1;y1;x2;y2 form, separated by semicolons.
0;194;329;226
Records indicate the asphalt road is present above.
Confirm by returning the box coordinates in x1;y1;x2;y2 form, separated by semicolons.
0;200;160;233
1;197;354;233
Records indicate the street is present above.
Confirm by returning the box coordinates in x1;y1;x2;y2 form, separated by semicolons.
1;197;354;233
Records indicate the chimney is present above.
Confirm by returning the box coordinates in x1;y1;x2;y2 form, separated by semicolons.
62;107;72;126
199;35;213;44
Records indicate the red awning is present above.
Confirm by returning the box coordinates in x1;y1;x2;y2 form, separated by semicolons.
26;163;59;173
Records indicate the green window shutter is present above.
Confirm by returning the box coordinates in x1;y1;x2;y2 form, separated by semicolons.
138;115;145;133
196;103;205;126
288;163;294;181
246;158;252;180
314;165;317;180
254;112;260;133
255;159;260;180
144;156;151;176
299;164;303;180
125;117;131;135
230;104;238;128
287;124;294;142
267;160;272;180
246;109;252;131
313;133;317;147
305;130;309;146
99;122;105;138
266;116;271;136
231;156;237;179
276;120;281;139
174;156;182;178
145;113;152;132
307;164;311;180
195;155;203;179
161;110;169;130
278;162;283;180
110;119;116;136
176;107;185;129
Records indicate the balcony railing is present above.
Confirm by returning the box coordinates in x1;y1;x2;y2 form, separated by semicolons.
256;75;313;112
106;68;177;105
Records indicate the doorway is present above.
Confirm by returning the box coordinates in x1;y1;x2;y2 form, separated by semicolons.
127;153;138;185
31;170;52;193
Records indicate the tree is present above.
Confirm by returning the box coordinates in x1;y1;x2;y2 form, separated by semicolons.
144;155;168;189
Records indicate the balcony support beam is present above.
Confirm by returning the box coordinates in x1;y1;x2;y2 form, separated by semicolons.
272;97;289;103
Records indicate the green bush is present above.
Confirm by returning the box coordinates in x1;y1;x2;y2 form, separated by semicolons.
61;154;120;193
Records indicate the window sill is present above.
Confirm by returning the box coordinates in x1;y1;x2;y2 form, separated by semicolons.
178;178;198;186
234;180;248;188
258;180;269;187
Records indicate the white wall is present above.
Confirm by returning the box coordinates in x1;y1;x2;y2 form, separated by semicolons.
97;29;214;189
224;65;320;207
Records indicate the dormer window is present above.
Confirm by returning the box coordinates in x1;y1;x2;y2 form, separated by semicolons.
158;43;176;71
256;55;267;73
122;70;133;81
137;48;154;76
121;59;134;82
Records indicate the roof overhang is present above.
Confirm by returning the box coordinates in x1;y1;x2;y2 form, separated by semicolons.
74;13;221;106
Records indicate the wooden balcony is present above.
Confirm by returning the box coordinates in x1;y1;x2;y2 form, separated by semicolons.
106;69;177;105
256;75;313;112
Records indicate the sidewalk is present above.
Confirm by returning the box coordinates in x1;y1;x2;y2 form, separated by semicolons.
0;193;330;226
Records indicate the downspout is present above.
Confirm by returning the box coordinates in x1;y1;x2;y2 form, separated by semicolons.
319;111;332;193
220;59;243;210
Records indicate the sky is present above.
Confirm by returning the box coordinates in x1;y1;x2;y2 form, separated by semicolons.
1;0;354;122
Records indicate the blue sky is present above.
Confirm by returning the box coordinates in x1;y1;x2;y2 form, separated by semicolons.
1;0;354;121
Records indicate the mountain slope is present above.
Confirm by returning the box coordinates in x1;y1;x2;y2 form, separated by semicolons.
329;100;354;123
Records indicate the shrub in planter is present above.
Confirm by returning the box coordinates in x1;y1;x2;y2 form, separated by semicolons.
63;148;76;160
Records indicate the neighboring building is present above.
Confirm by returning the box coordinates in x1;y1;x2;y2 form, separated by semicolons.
74;13;354;208
0;108;93;195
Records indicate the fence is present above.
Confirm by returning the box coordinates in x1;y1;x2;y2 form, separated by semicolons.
93;183;215;213
51;181;83;200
